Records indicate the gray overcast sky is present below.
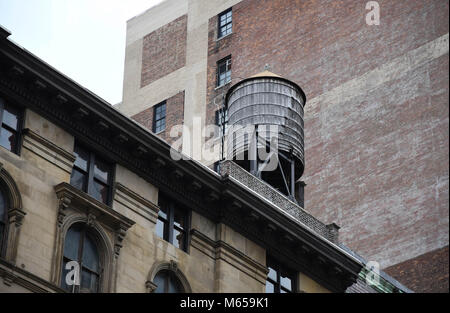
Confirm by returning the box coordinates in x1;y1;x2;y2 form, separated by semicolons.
0;0;163;104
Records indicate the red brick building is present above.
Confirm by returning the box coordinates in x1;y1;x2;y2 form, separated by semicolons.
118;0;449;292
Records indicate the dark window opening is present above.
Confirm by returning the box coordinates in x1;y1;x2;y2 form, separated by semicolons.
215;108;228;137
61;223;101;293
218;8;232;38
156;194;189;252
265;257;296;293
0;97;22;154
0;188;7;258
70;143;113;205
217;56;232;87
153;101;166;133
153;270;184;293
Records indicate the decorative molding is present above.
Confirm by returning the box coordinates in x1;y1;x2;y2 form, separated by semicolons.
54;183;135;232
0;166;26;264
21;128;76;174
190;229;268;286
147;260;192;293
113;182;159;224
52;183;135;292
0;258;64;293
145;280;157;293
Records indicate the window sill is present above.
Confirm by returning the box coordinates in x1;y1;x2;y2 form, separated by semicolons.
215;81;232;90
154;129;165;135
216;32;233;42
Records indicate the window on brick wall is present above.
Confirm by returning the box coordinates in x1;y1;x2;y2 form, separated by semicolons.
0;97;23;155
155;193;190;252
217;56;232;87
70;143;113;205
153;101;166;133
265;257;297;293
218;8;232;38
215;108;228;137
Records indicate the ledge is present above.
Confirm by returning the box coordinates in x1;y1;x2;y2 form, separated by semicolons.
54;182;135;230
190;229;268;285
219;160;338;243
113;182;159;224
0;258;65;293
22;128;76;174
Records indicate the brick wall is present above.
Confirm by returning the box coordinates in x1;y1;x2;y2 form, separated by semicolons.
384;245;449;293
131;91;185;145
205;0;449;290
141;15;187;88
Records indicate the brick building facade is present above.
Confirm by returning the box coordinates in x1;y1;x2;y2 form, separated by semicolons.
118;0;449;292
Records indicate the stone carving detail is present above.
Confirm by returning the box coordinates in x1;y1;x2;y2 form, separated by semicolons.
57;196;72;227
114;225;128;259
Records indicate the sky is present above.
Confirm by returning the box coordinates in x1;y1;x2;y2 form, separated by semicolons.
0;0;164;104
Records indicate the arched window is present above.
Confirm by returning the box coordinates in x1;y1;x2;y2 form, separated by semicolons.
61;223;101;293
0;188;7;257
153;269;185;293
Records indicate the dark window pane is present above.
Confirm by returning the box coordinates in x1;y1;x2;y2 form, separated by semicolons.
154;271;183;293
0;224;4;253
0;127;16;152
155;218;166;239
70;169;87;192
154;272;166;293
2;105;19;130
73;146;89;171
94;158;109;183
81;269;98;293
173;228;184;250
92;180;109;204
168;275;183;293
82;234;99;272
173;208;185;229
0;190;5;222
266;281;274;293
63;225;82;260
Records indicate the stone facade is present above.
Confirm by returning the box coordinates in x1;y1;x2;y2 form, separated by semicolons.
119;0;449;292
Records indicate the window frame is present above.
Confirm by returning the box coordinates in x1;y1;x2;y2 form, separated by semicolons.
217;56;232;87
61;223;102;293
0;187;8;258
70;143;114;206
215;108;228;138
153;269;185;293
265;257;297;293
156;194;191;252
0;97;24;155
217;8;233;39
153;101;167;134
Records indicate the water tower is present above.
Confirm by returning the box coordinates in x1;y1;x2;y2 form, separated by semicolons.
224;71;306;202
